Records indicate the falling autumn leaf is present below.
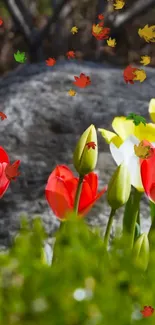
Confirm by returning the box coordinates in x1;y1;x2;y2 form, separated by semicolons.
107;37;117;47
98;13;104;20
113;0;125;10
126;113;146;126
71;26;78;34
46;58;56;66
0;112;7;120
133;69;147;82
140;55;151;65
68;89;76;96
138;25;155;43
123;65;137;84
73;73;91;88
92;24;110;40
86;142;96;150
5;160;21;181
141;306;154;317
66;51;76;59
134;142;153;159
92;24;103;35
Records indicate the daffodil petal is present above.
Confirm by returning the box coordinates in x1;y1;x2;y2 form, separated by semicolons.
110;143;124;166
134;123;155;142
112;117;135;141
149;98;155;123
119;135;140;164
126;155;144;192
98;128;122;147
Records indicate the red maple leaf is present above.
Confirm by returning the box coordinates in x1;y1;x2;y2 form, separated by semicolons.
66;51;76;59
98;13;104;20
86;142;96;150
92;26;110;40
73;73;91;88
0;112;7;120
123;65;137;84
46;58;56;66
0;19;3;26
5;160;20;181
141;306;154;318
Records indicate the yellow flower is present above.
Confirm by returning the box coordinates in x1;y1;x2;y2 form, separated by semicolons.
98;108;155;192
149;98;155;123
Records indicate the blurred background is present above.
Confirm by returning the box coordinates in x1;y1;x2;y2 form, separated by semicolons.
0;0;155;76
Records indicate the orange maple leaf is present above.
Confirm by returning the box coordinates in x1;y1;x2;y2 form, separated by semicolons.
92;25;110;40
141;306;154;318
46;58;56;66
73;73;91;88
123;65;137;84
0;112;7;120
86;142;96;150
66;51;76;59
98;13;104;20
5;160;20;181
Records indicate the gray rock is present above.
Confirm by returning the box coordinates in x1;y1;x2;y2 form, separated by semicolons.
0;60;154;248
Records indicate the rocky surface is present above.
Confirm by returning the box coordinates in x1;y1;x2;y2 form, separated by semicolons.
0;60;154;248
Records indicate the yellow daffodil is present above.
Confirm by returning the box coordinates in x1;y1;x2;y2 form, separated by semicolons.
98;110;155;192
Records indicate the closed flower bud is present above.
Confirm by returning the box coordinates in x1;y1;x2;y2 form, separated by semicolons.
133;233;149;271
107;163;131;210
73;124;98;176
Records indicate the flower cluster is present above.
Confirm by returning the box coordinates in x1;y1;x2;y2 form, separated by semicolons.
45;98;155;270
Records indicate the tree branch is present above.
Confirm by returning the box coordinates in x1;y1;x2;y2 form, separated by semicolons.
4;0;34;45
106;0;155;30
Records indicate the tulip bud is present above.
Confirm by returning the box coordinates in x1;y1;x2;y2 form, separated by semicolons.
73;124;98;176
133;233;149;271
107;163;131;210
149;98;155;123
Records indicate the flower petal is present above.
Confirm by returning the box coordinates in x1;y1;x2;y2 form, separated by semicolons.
134;123;155;142
45;177;73;219
149;98;155;123
84;172;98;198
110;143;124;166
112;117;135;141
119;135;140;164
126;155;144;191
140;149;155;201
0;163;10;198
0;147;9;164
98;128;122;147
80;185;108;216
78;179;94;211
47;165;74;184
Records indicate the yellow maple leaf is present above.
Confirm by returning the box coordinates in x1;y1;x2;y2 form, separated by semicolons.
134;141;152;159
68;89;76;96
71;26;78;34
133;69;147;83
113;0;125;10
138;24;155;43
140;55;151;66
92;24;103;35
107;37;117;47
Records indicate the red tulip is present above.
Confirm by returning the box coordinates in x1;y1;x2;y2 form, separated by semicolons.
45;165;107;220
140;140;155;202
0;147;10;198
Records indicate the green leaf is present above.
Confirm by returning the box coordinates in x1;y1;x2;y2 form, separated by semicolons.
14;50;27;63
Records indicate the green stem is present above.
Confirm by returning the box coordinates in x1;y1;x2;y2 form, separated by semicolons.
73;175;84;215
148;201;155;244
129;188;142;250
104;208;116;249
